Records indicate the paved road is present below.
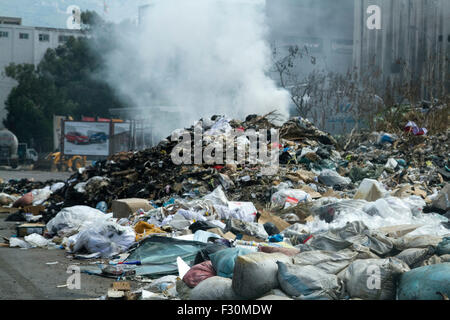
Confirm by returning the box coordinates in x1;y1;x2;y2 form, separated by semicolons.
0;214;142;300
0;169;72;182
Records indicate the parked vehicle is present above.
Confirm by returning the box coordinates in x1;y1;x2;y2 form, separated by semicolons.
88;132;108;144
65;132;89;144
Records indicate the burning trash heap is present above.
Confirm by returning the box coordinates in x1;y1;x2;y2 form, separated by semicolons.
1;114;449;300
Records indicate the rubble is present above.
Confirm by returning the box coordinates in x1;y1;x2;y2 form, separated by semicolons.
1;114;449;300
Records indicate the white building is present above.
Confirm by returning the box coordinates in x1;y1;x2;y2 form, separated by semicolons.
0;17;84;126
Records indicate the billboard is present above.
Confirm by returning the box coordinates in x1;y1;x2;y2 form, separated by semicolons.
63;121;110;156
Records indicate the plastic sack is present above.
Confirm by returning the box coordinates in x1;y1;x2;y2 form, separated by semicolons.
0;193;18;206
9;237;32;249
13;192;33;208
277;261;343;300
318;169;351;187
305;221;394;256
24;233;50;248
232;252;292;299
394;247;435;268
204;186;229;207
225;219;269;240
46;205;112;237
353;179;386;202
190;276;240;300
259;246;300;257
31;187;52;206
182;260;217;288
436;237;450;256
50;182;65;193
292;249;359;275
342;258;410;300
68;221;135;258
194;243;229;265
193;230;221;243
209;247;253;278
397;263;450;300
393;235;443;251
176;209;207;222
271;189;312;209
227;202;257;222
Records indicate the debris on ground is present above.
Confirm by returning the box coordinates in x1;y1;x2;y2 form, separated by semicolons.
1;114;448;300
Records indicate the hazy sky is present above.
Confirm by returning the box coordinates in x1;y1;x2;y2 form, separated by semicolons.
0;0;147;28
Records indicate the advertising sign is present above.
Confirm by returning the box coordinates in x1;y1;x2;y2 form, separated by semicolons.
63;121;110;156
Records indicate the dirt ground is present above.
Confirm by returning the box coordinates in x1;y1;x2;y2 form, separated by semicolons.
0;169;72;182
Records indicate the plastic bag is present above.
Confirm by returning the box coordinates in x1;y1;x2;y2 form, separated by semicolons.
342;258;410;300
209;247;253;278
353;179;386;202
190;276;240;300
292;249;359;275
318;169;351;186
225;219;269;240
68;221;135;258
436;237;450;256
183;260;216;288
24;233;50;248
277;261;343;299
271;189;312;209
394;247;435;268
46;205;112;237
50;182;65;193
9;237;32;249
397;263;450;300
232;252;292;299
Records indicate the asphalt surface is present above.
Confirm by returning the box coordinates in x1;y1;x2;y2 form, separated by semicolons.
0;169;72;183
0;169;141;300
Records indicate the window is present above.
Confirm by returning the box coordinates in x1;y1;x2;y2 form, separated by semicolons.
58;35;70;43
0;31;8;38
39;33;49;42
438;35;443;42
19;33;29;39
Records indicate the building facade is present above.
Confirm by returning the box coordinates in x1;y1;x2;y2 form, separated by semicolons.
0;17;84;125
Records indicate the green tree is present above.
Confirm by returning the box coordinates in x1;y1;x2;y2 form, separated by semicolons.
3;12;126;152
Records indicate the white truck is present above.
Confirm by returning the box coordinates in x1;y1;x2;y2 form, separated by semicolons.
0;129;38;168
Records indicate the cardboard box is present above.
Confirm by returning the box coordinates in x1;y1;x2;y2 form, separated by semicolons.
16;223;46;237
111;198;153;219
23;205;45;216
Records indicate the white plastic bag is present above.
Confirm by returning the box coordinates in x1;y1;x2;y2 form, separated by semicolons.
271;189;312;209
24;233;50;247
354;179;386;202
9;237;32;249
68;221;135;258
46;205;112;236
31;187;52;205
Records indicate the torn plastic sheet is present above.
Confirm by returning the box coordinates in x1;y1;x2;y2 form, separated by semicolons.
306;196;449;236
124;236;207;277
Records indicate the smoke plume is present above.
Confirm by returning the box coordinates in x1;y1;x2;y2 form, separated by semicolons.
102;0;290;140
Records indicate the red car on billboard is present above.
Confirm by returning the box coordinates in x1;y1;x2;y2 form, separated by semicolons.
65;132;89;144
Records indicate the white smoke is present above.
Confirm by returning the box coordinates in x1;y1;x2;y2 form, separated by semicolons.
103;0;290;140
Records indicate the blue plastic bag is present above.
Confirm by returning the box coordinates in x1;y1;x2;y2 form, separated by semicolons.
209;247;253;278
397;263;450;300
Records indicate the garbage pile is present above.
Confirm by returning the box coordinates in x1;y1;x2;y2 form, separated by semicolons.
1;114;449;300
